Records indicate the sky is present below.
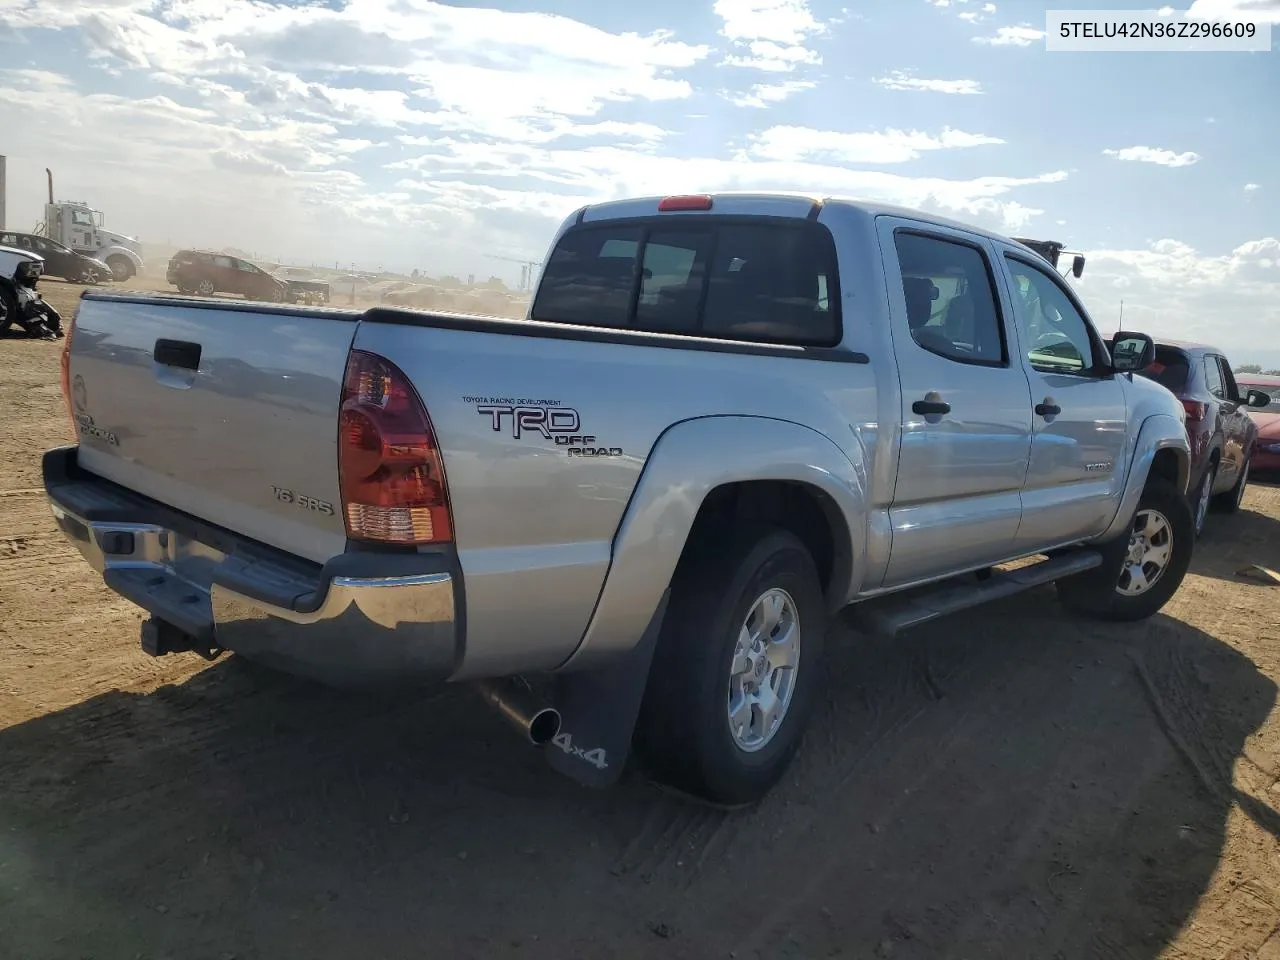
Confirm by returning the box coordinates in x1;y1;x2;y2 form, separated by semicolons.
0;0;1277;366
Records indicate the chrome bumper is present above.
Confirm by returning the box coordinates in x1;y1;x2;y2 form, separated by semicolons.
44;447;460;686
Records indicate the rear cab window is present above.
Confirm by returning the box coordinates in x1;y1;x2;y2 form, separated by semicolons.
530;217;841;347
1137;346;1192;394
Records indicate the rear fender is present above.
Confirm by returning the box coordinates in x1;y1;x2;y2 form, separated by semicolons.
556;415;867;673
1097;413;1190;542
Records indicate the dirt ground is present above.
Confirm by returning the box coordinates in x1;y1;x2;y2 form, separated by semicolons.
3;279;1280;960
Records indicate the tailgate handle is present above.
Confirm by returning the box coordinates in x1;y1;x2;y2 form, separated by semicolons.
154;339;202;370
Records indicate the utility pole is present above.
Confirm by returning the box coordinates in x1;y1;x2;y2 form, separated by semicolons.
0;155;7;231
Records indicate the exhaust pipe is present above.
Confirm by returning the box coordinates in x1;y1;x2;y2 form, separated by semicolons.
475;678;561;746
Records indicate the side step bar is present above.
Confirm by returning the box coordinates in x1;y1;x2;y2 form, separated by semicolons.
850;550;1103;639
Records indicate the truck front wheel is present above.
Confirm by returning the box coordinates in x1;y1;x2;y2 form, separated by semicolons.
634;522;827;806
1057;477;1194;622
106;255;135;282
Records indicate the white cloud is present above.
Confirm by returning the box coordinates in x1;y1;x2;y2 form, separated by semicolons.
0;0;1078;284
1185;0;1280;23
392;134;1067;231
874;71;983;94
1245;183;1261;191
1080;238;1280;363
1103;145;1202;167
983;2;997;11
727;79;817;107
714;0;825;71
973;24;1045;45
748;126;1005;164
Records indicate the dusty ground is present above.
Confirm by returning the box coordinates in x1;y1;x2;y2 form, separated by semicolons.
3;280;1280;960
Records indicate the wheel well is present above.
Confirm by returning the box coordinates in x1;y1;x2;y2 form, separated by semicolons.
684;480;852;605
1149;448;1187;494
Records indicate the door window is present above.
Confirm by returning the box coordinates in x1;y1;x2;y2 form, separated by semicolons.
213;256;234;269
1216;358;1240;402
71;210;95;227
1203;357;1226;399
234;260;258;273
893;232;1006;365
1004;256;1097;375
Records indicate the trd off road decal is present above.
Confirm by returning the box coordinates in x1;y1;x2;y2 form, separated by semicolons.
463;396;623;458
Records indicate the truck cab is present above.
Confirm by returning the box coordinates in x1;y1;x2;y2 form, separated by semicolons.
42;201;144;282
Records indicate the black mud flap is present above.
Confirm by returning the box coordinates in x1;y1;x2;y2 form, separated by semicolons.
544;590;669;789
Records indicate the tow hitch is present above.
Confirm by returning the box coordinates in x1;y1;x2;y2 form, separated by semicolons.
140;616;224;662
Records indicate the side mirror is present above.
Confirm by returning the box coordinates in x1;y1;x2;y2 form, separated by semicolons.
1110;331;1155;373
1071;255;1085;279
1246;389;1272;408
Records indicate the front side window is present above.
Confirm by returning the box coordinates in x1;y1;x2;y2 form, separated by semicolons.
214;256;234;269
894;232;1005;365
71;210;94;227
1004;256;1097;375
530;218;839;347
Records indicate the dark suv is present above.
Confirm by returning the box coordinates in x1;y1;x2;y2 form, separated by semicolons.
167;250;289;302
1137;340;1271;535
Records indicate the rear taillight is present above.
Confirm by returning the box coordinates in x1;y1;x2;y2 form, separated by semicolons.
59;313;76;437
338;350;453;545
1181;398;1209;422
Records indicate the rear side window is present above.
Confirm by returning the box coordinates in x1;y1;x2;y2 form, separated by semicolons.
895;232;1006;365
531;219;840;347
1137;346;1191;393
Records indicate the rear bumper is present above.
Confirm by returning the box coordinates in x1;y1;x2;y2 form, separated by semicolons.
43;445;462;687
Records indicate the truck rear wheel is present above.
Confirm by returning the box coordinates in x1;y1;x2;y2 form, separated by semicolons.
633;522;826;806
1056;477;1194;622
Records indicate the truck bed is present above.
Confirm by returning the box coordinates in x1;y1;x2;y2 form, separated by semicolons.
63;291;877;677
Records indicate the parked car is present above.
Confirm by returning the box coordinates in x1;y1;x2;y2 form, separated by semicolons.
0;245;44;334
1233;373;1280;475
1136;341;1271;534
271;267;330;305
49;193;1195;806
166;249;289;302
0;231;111;284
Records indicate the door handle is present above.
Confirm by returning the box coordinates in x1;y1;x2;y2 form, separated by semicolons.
154;338;202;371
1035;401;1061;417
912;398;951;416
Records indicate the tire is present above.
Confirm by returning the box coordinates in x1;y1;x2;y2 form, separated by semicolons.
1213;453;1250;513
1191;460;1216;537
1056;477;1194;622
633;522;827;806
106;255;135;282
196;279;215;296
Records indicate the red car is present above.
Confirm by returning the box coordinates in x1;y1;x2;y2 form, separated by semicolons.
1234;373;1280;475
1136;341;1272;535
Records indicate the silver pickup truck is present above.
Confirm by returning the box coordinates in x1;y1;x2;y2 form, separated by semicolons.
45;193;1194;806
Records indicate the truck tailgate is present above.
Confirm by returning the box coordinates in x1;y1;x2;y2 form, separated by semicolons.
68;295;357;563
